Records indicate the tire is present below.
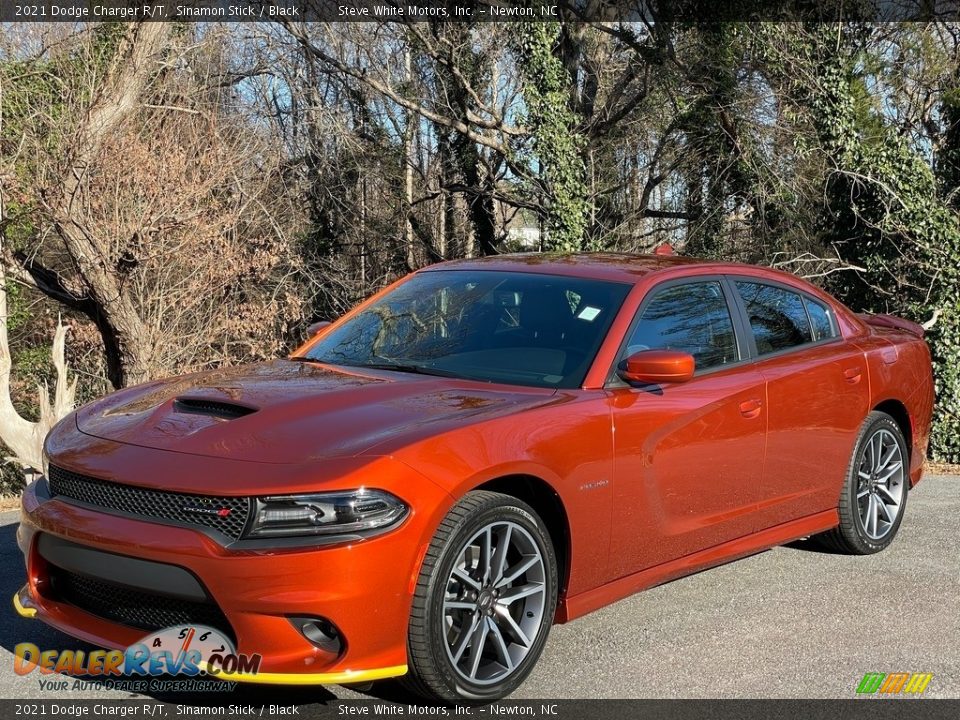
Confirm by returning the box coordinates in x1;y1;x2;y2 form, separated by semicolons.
818;411;909;554
404;491;558;702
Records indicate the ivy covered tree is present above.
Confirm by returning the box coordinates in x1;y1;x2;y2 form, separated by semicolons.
512;20;592;251
759;23;960;461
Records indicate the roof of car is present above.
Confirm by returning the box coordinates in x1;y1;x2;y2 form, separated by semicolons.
423;252;712;282
415;251;861;336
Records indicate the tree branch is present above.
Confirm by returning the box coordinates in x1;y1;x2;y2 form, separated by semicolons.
279;22;513;155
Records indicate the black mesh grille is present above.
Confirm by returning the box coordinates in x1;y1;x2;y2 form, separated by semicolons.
50;567;233;640
48;465;251;541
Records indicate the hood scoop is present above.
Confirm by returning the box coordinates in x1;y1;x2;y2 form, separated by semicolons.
172;397;257;420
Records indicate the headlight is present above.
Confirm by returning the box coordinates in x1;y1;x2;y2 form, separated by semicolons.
41;448;50;479
247;489;407;539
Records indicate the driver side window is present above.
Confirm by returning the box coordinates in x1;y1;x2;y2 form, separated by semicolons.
624;281;739;372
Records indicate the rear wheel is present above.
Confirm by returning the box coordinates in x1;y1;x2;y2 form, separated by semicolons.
818;411;909;554
404;491;558;702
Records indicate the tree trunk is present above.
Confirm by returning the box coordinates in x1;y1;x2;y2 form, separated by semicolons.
455;138;498;256
439;134;454;258
403;47;417;270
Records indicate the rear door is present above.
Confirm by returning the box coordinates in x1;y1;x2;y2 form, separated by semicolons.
729;279;871;528
607;278;768;577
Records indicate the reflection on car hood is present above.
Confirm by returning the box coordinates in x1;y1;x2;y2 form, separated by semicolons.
75;360;557;463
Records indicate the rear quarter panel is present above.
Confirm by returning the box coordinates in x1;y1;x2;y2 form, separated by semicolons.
853;331;934;483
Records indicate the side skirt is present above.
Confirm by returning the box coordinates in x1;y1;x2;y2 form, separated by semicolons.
557;509;839;623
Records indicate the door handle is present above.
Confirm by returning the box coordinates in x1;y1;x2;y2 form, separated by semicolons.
739;398;763;418
843;367;863;384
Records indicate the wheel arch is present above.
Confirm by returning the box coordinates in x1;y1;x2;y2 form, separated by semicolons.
873;398;913;465
472;474;572;602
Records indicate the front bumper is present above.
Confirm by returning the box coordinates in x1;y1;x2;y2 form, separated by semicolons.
15;469;452;684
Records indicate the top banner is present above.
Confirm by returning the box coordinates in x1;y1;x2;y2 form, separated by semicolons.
4;0;960;23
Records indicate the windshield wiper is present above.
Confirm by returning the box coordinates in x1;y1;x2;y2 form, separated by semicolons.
352;362;462;378
288;356;465;379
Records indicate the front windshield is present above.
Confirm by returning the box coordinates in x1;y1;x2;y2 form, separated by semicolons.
304;270;631;389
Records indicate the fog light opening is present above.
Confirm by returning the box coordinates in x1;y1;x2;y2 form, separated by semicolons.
27;538;51;600
290;616;344;656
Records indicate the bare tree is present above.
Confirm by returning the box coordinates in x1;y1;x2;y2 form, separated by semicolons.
2;23;307;389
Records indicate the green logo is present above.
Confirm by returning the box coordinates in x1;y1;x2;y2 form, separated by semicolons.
856;672;932;695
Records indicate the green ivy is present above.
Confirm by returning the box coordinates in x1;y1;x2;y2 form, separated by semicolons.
511;18;591;251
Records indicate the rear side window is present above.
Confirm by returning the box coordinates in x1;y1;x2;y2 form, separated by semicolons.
804;297;837;341
735;282;812;355
625;281;739;371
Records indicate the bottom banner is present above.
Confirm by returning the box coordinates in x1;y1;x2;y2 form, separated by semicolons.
3;699;960;720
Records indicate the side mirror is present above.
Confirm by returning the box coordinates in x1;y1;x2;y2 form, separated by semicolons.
617;349;695;385
307;320;332;337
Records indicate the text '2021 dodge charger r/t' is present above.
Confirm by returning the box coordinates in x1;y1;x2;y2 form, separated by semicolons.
16;253;934;700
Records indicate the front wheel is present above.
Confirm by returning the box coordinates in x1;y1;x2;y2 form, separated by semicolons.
404;491;558;702
818;411;909;554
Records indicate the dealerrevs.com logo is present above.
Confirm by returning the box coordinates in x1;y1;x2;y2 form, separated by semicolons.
856;672;933;696
14;625;261;692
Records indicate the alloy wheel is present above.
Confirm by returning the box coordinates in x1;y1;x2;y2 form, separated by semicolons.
856;428;905;540
442;521;547;686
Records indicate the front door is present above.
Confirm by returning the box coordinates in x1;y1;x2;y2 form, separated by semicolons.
607;279;768;578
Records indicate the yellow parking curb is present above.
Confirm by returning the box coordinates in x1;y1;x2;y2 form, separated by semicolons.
13;592;36;618
204;662;407;685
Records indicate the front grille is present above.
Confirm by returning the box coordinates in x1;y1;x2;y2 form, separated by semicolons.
50;567;234;640
48;465;251;541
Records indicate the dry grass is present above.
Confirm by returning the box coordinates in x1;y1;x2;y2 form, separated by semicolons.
0;495;21;512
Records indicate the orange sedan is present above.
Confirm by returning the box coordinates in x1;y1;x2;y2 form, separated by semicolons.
16;253;934;700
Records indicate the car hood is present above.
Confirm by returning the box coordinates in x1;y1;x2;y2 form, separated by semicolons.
75;360;557;464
